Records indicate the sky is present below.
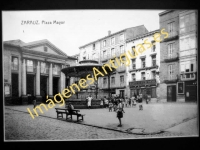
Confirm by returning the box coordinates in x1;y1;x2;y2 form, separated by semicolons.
3;10;164;56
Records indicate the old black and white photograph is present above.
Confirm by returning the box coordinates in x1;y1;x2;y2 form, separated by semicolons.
2;9;198;141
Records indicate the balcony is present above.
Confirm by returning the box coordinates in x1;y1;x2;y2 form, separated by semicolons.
164;53;179;62
11;63;18;71
129;64;158;72
129;79;156;88
162;31;179;42
27;66;36;73
163;76;178;83
180;72;196;81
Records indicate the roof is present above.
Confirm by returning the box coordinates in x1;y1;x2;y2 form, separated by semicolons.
22;39;68;57
4;39;25;46
126;29;160;43
79;25;146;49
3;39;78;60
159;10;173;16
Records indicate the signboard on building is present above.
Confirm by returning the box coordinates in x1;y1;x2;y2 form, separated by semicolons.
129;79;156;88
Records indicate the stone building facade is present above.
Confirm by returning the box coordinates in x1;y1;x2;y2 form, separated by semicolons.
159;10;197;102
126;30;160;101
3;39;77;105
79;25;149;98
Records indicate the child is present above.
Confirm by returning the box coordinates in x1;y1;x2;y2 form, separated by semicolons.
108;101;113;112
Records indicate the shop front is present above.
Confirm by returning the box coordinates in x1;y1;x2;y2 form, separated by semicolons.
129;79;157;99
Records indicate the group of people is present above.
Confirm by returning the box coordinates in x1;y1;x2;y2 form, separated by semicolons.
101;93;149;111
63;93;150;128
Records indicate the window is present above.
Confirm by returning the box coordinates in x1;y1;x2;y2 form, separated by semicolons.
168;22;175;37
132;46;136;55
191;64;193;72
141;58;145;68
120;75;124;83
151;41;156;52
76;57;79;63
92;53;96;60
103;50;107;58
168;43;174;58
111;77;115;84
93;44;95;50
53;64;60;75
180;35;196;51
44;46;48;52
103;40;106;47
83;57;86;60
132;74;136;81
151;71;156;79
12;56;18;70
120;34;124;42
111;37;115;45
177;82;184;94
185;64;190;72
180;12;196;34
141;72;145;80
27;60;34;72
168;64;174;80
152;55;156;67
103;78;107;85
120;45;124;53
41;62;47;73
111;48;115;57
132;59;136;69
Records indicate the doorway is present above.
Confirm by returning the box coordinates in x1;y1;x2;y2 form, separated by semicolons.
11;73;18;97
53;77;59;96
27;74;35;104
167;85;176;102
119;90;124;98
40;76;47;103
185;81;197;102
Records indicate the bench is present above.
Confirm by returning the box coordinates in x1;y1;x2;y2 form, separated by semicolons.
55;108;85;122
55;108;68;119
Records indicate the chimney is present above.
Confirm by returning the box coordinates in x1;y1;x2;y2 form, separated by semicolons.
108;30;111;36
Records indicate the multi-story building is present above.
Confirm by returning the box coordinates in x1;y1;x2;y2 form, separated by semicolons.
159;10;197;102
3;39;77;105
79;25;149;98
178;10;197;102
126;30;160;101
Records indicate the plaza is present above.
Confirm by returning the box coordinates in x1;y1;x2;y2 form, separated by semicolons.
4;102;198;140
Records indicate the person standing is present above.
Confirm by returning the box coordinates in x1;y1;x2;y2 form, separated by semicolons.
116;100;125;127
138;94;143;110
104;96;109;108
131;96;135;107
125;96;129;107
33;97;37;108
87;95;93;109
100;98;104;108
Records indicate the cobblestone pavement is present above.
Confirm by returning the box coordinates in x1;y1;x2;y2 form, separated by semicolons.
4;104;197;141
